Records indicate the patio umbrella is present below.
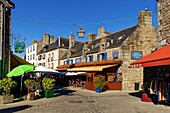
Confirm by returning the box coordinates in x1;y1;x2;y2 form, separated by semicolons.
7;64;36;77
7;64;36;99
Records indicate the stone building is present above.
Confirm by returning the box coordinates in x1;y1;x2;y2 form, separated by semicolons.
157;0;170;47
0;0;15;79
59;9;158;90
26;33;54;66
36;34;82;69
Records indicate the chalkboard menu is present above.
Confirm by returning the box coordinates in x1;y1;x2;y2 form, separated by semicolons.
28;82;36;93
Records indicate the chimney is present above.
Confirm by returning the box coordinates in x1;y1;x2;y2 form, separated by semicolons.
49;35;54;44
43;33;54;46
43;33;50;46
69;32;75;48
97;26;105;39
32;40;38;44
138;8;152;25
88;33;97;44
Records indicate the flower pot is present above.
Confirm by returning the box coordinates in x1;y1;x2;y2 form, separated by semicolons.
141;93;152;102
0;95;14;104
45;90;54;98
95;88;103;93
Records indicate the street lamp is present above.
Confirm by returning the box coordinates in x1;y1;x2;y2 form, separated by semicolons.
77;28;85;38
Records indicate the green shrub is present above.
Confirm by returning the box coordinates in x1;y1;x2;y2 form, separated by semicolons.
94;76;105;90
0;78;17;95
24;79;38;88
42;77;56;91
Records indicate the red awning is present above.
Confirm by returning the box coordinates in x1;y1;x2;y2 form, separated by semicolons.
130;45;170;68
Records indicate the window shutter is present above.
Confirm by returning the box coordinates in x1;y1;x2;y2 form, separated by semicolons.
104;52;107;60
85;56;88;62
91;55;93;62
97;54;100;61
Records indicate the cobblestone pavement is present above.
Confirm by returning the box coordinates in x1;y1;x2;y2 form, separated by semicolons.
1;87;170;113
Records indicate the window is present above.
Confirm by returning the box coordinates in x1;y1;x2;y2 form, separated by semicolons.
33;54;35;59
43;54;45;59
70;59;73;64
84;56;88;62
30;47;32;52
97;54;100;61
51;63;53;69
48;54;50;62
38;55;42;60
118;36;123;40
112;51;119;58
33;46;35;51
66;60;69;64
104;52;107;60
30;55;32;60
84;50;86;54
111;39;113;44
28;48;29;53
89;55;93;62
64;61;65;65
101;44;105;50
101;52;107;60
76;58;82;63
38;63;42;66
28;56;29;61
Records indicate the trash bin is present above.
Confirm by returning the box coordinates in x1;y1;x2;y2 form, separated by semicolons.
134;82;139;90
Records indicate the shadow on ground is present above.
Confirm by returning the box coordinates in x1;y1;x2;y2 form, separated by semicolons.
128;91;143;99
0;105;32;113
53;86;76;96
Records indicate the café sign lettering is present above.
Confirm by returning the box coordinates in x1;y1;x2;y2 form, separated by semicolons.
131;51;143;60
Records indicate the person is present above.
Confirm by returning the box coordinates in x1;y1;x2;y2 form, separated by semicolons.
69;80;72;86
82;81;85;89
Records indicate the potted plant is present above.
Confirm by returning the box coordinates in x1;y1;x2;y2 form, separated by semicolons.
94;76;105;93
141;82;152;102
0;78;17;104
117;75;123;82
24;79;38;100
42;77;56;98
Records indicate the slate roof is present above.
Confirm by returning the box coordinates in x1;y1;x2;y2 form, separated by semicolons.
60;42;86;60
37;43;54;55
106;25;138;49
60;25;138;60
87;38;102;54
37;37;82;55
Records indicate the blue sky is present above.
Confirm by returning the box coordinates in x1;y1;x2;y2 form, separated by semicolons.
11;0;157;57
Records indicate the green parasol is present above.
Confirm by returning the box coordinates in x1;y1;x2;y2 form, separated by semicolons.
7;64;36;77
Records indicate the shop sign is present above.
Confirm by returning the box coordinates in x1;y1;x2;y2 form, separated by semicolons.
131;51;143;60
28;82;36;93
12;34;26;53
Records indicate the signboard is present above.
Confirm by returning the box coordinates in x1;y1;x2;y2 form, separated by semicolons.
28;82;36;93
12;34;26;53
131;51;143;60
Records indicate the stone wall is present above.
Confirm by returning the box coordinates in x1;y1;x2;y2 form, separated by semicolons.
118;24;158;90
157;0;170;47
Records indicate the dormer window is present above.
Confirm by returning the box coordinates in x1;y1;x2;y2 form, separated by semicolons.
107;42;110;47
118;36;123;40
111;39;113;44
92;45;94;49
67;52;71;57
101;44;105;50
43;47;47;52
84;49;86;54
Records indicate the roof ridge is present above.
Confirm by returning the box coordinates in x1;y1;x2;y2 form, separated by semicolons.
109;24;138;35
